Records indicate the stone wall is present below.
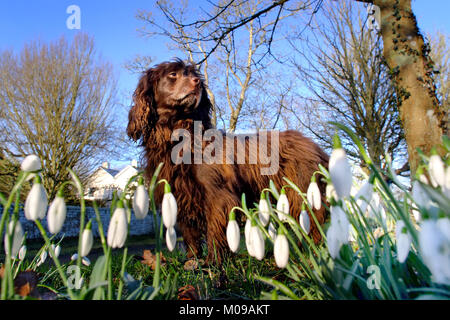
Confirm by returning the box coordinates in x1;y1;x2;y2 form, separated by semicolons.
1;205;158;240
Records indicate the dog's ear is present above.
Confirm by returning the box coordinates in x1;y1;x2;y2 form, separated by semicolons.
195;82;213;129
127;69;158;142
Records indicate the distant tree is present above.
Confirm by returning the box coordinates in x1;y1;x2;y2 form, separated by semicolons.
154;0;447;175
0;34;123;199
289;1;407;175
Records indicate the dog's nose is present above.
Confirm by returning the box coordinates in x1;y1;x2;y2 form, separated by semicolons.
191;77;200;86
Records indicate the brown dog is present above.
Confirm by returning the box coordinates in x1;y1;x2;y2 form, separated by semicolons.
127;59;329;263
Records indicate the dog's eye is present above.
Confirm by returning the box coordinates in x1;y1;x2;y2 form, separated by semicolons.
168;72;177;78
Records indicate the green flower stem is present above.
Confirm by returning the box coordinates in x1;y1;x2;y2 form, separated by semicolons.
34;219;75;300
147;162;164;290
92;201;108;255
117;205;132;300
67;168;87;279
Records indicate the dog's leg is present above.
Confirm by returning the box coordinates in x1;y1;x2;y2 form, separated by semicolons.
178;221;203;259
204;192;240;265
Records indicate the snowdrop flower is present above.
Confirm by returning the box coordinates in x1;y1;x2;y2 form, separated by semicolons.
132;177;149;220
50;244;61;259
80;221;93;257
258;194;270;227
307;178;322;210
299;209;311;235
161;183;177;228
395;220;412;263
37;250;48;267
4;220;24;258
18;245;27;261
326;225;341;259
107;201;128;249
165;227;177;252
419;218;450;285
330;205;350;244
24;175;48;221
428;153;445;188
329;134;352;200
21;155;42;172
355;179;374;214
249;222;265;260
276;189;289;222
71;253;78;261
226;211;240;253
47;191;67;234
268;222;277;241
82;257;91;266
326;184;337;201
245;218;253;255
274;231;289;268
368;192;386;223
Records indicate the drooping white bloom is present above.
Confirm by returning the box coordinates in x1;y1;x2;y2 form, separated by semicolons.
24;176;48;221
329;148;353;200
21;155;42;172
326;184;337;202
50;244;61;259
276;190;289;222
226;212;240;253
307;181;322;210
132;180;149;220
161;184;177;228
419;218;450;285
4;220;24;258
71;253;78;261
395;220;412;263
299;210;311;235
18;245;27;261
368;192;386;223
258;196;270;227
249;225;265;260
47;194;67;234
107;202;128;249
326;225;341;259
80;223;93;257
428;154;445;188
165;227;177;252
82;257;91;266
36;250;48;267
355;180;373;214
274;233;289;268
330;205;350;244
268;222;277;241
245;218;253;255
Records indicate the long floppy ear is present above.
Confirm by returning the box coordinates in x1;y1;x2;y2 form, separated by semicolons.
127;69;158;142
195;82;213;129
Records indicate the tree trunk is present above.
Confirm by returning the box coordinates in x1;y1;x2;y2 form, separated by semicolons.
371;0;447;174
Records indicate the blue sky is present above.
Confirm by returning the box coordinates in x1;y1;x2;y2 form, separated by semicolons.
1;0;449;167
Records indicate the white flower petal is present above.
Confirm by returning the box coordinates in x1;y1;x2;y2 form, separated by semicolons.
329;148;353;199
4;221;24;258
132;184;149;220
429;154;445;187
80;229;93;257
226;220;240;253
107;207;128;248
307;182;322;210
250;226;265;260
47;196;67;234
276;194;290;222
21;155;41;172
274;234;289;268
258;199;270;227
162;192;178;228
25;183;48;221
165;227;177;252
299;210;311;235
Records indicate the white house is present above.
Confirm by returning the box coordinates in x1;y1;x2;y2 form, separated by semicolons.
84;160;139;201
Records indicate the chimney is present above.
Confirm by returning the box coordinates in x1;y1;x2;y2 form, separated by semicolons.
101;161;109;169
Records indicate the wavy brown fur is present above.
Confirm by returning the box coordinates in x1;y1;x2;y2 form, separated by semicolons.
127;59;329;263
